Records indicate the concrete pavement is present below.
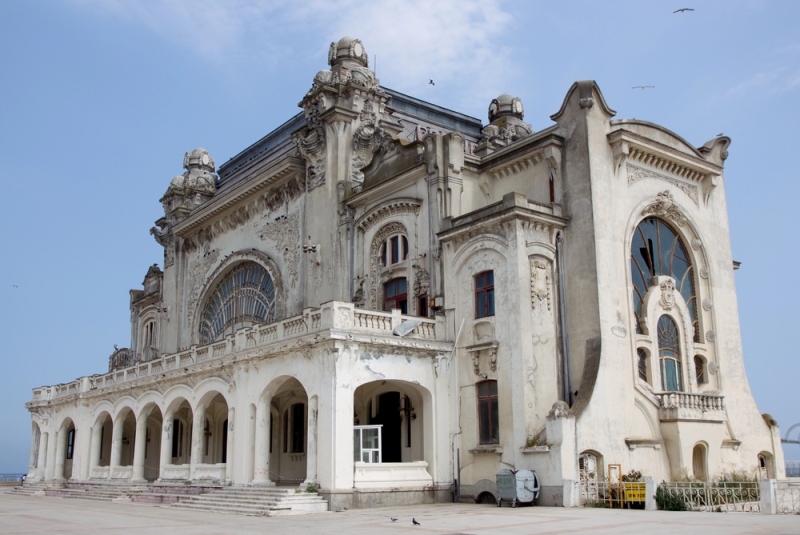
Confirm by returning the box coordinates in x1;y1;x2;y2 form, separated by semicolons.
1;492;798;534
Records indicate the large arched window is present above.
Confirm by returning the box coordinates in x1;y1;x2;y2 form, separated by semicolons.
631;217;698;340
658;315;683;391
199;262;276;344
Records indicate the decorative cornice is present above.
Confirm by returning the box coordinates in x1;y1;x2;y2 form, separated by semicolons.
627;164;699;205
356;198;421;233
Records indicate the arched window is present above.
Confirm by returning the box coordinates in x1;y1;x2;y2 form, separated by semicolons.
637;348;649;383
658;315;683;391
694;355;706;385
199;262;276;344
631;218;698;340
379;234;409;267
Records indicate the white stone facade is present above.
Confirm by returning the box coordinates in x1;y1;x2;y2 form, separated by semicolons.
25;37;782;508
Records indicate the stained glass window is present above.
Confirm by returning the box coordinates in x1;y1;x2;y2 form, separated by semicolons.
199;262;276;344
631;218;698;341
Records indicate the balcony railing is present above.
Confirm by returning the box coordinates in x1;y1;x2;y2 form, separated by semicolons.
656;392;725;421
30;301;443;403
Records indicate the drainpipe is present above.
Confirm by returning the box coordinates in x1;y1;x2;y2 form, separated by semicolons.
348;206;355;300
556;232;573;406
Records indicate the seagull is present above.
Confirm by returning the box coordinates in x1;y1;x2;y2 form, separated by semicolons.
632;85;655;90
12;284;18;288
428;79;435;86
673;8;694;13
390;518;398;522
716;132;724;137
412;518;420;526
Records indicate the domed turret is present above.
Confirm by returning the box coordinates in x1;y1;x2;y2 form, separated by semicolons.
488;93;525;123
328;36;369;69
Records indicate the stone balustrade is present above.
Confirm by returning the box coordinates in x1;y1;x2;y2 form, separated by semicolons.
29;301;442;403
657;392;725;422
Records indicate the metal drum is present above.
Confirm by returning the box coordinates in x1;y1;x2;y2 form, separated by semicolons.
495;469;540;507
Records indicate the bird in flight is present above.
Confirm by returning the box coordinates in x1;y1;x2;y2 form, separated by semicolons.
632;86;655;90
716;132;724;137
412;518;421;526
674;8;694;13
429;79;435;86
390;518;398;522
12;284;18;288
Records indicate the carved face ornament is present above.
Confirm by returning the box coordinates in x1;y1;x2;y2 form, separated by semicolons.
659;278;676;310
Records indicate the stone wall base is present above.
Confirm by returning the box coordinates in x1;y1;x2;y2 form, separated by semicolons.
320;485;452;510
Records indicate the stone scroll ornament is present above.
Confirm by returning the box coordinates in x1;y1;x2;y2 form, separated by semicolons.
641;190;686;226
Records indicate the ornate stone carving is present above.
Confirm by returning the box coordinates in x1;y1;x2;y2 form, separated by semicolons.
292;109;326;192
627;164;699;205
641;190;686;226
185;247;220;334
368;222;407;309
699;267;710;279
150;217;175;267
357;199;421;234
702;298;713;311
548;401;572;419
160;149;218;225
259;211;301;290
412;264;430;298
706;330;717;342
474;94;533;156
659;278;676;310
352;277;366;308
708;362;719;374
691;238;702;250
530;259;551;311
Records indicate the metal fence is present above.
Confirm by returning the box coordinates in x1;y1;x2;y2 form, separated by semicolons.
658;481;760;512
0;474;25;483
776;481;800;514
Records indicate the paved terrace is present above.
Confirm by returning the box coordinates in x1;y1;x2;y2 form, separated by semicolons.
1;493;798;534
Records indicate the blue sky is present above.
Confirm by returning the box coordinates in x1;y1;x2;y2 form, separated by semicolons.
1;0;798;473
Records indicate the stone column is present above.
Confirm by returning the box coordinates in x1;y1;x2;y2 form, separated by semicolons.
89;424;102;478
36;432;48;481
44;431;56;481
131;416;148;482
158;411;174;481
225;407;235;484
252;396;272;485
110;418;123;479
53;429;66;481
190;406;206;480
28;427;39;477
304;396;318;486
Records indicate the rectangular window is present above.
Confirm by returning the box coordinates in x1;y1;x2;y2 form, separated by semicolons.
417;295;428;318
291;403;305;453
477;380;499;444
391;236;400;264
475;271;495;318
172;419;181;458
353;425;382;463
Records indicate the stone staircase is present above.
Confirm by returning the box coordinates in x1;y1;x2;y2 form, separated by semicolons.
6;481;57;497
169;486;329;516
58;483;148;502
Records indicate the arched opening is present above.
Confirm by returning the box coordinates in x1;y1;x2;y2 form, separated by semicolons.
118;409;137;469
351;380;433;489
579;450;603;503
143;406;163;481
191;392;230;482
170;400;193;466
56;418;76;481
89;412;112;479
29;422;41;474
355;381;426;464
254;378;308;485
694;355;707;386
758;452;775;480
692;443;708;481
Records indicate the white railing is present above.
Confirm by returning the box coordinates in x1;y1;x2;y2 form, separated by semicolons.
776;481;800;514
657;392;725;410
657;481;760;512
30;301;441;403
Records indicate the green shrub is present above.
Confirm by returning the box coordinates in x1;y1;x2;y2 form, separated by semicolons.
655;482;687;511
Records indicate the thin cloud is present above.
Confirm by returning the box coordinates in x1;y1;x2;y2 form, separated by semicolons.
64;0;518;116
725;43;800;98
